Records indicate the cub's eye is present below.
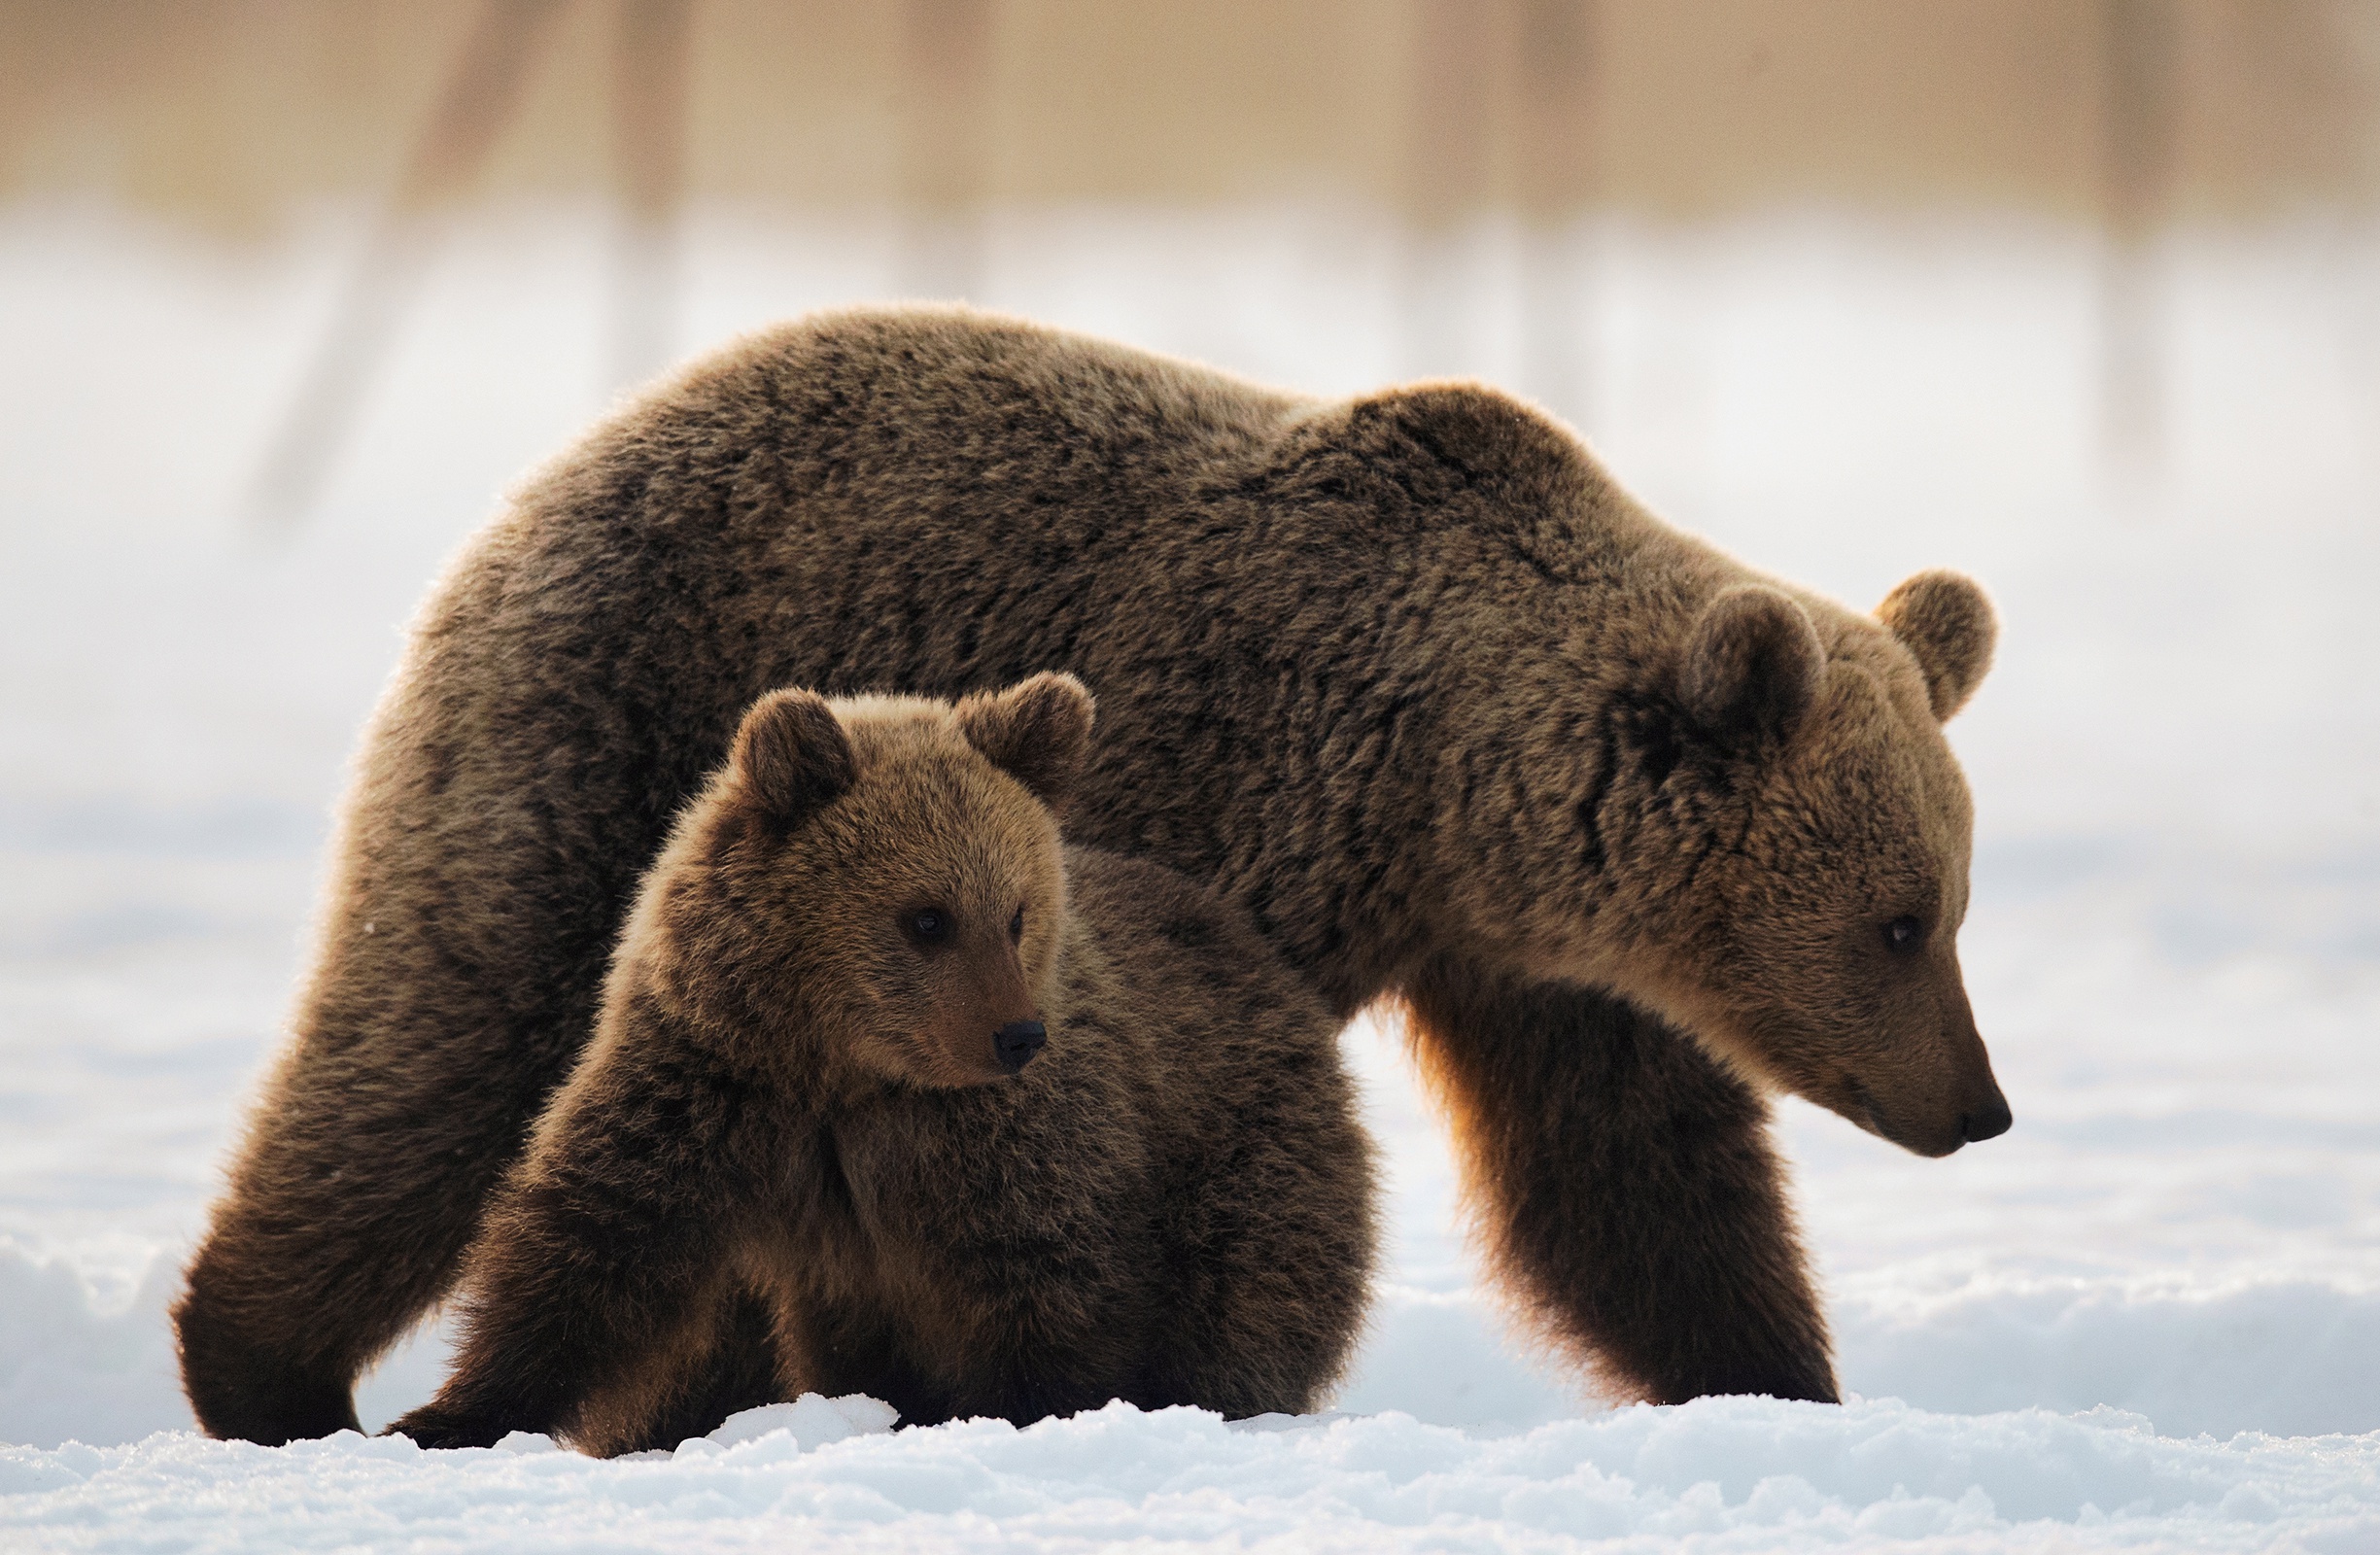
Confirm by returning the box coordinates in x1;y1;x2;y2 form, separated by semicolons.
1009;906;1025;944
1883;916;1925;954
906;909;951;947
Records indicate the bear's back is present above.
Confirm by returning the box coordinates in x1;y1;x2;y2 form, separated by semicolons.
512;306;1312;581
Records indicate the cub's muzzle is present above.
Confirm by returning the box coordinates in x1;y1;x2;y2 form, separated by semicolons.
993;1019;1048;1075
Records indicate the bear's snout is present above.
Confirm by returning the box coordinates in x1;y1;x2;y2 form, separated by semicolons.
993;1019;1048;1075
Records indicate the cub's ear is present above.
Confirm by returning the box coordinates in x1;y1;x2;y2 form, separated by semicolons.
731;689;856;830
1875;570;1995;722
955;672;1096;816
1680;586;1825;744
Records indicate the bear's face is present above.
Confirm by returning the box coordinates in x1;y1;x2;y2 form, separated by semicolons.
666;674;1094;1090
1642;574;2009;1158
1667;669;1999;1158
1481;572;2010;1158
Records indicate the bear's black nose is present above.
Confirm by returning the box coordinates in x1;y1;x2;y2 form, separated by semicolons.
1959;1098;2014;1143
993;1020;1048;1075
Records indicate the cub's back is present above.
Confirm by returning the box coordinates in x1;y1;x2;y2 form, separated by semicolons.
1056;847;1378;1411
1059;847;1346;1100
1058;847;1373;1230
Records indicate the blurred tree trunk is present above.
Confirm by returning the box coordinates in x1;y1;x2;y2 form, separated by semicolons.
2101;0;2176;484
608;0;693;390
1516;0;1602;433
250;0;567;532
1403;0;1507;381
900;0;997;302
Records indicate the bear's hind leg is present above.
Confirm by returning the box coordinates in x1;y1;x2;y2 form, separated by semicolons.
175;1063;521;1442
174;980;587;1443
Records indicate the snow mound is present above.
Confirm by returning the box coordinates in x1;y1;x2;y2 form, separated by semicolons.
700;1394;900;1451
1837;1277;2380;1440
4;1397;2376;1554
0;1245;181;1459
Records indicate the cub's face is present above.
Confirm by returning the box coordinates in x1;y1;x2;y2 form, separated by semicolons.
673;674;1093;1090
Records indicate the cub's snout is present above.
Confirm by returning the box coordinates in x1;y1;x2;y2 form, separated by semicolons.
993;1019;1048;1075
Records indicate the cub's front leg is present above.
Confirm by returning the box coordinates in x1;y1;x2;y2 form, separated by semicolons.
388;1044;769;1453
824;1078;1160;1427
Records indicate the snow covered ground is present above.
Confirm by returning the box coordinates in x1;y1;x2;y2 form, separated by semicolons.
2;198;2376;1549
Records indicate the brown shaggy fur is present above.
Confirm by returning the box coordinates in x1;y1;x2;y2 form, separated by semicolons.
176;304;2006;1442
384;676;1375;1455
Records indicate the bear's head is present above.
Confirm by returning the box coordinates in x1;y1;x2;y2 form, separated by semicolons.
1472;570;2010;1158
1642;571;2008;1157
647;672;1094;1089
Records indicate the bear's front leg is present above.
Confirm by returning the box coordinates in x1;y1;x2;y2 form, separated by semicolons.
1406;962;1838;1406
388;1048;766;1452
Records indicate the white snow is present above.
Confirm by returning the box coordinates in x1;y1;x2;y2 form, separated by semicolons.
9;1396;2380;1553
2;197;2376;1549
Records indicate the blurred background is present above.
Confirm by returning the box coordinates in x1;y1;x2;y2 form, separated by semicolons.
2;0;2377;1449
14;1;2380;474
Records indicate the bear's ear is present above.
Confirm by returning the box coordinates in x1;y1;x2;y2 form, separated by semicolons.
955;672;1096;816
731;689;856;830
1679;586;1825;745
1875;570;1995;722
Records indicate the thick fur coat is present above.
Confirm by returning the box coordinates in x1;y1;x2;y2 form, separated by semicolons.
386;676;1375;1456
177;305;2006;1442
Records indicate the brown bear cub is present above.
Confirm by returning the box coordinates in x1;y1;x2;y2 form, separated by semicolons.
388;673;1376;1456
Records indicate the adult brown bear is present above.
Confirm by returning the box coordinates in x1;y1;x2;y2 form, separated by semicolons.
175;305;2009;1443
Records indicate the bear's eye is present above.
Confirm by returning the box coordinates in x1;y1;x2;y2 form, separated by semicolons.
1009;906;1025;944
906;908;951;947
1883;915;1925;954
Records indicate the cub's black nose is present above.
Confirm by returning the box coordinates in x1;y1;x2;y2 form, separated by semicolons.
993;1020;1048;1075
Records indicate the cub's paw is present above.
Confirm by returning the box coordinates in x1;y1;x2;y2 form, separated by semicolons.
385;1405;511;1451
